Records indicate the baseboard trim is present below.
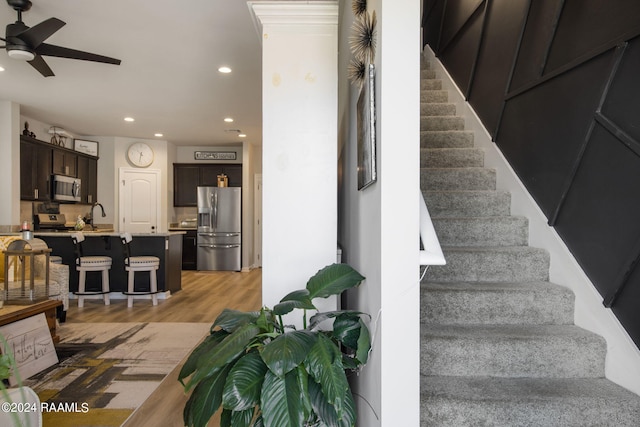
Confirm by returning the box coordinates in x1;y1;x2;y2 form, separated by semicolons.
423;45;640;396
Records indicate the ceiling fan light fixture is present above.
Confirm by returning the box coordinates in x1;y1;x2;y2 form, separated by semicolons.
8;48;35;61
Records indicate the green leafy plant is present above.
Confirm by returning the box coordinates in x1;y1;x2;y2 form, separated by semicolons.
179;263;370;427
1;335;32;427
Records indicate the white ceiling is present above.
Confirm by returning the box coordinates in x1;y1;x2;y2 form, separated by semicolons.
0;0;262;146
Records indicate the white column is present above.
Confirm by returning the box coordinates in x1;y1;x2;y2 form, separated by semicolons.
249;1;339;311
0;101;21;231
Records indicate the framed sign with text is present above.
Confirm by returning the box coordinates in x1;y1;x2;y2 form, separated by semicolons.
194;151;237;161
74;139;99;157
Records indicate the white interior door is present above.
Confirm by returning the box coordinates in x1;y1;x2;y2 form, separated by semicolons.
119;168;161;233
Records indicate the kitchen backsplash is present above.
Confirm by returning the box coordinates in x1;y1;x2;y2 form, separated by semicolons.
173;207;197;223
20;201;103;229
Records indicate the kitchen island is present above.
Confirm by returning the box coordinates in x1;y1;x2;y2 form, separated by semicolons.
35;232;184;297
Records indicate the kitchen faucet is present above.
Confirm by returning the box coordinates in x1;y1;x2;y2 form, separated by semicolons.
90;202;106;229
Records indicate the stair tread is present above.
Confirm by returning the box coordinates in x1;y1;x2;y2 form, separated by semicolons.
440;245;546;252
422;147;482;151
423;166;494;171
421;130;473;134
421;323;602;340
432;215;527;221
424;189;508;195
421;281;575;326
421;375;640;403
421;376;640;426
422;280;571;292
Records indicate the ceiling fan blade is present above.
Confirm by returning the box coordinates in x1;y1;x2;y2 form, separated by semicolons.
28;54;55;77
18;18;65;48
36;43;121;65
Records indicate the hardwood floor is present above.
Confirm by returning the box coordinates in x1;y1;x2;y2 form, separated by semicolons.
66;269;262;323
62;269;262;427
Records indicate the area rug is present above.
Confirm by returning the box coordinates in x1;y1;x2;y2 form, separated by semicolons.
24;322;211;427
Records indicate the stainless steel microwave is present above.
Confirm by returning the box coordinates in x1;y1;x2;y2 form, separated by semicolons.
52;175;81;202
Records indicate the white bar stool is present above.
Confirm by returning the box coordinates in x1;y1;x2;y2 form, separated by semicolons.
71;232;112;307
120;233;160;307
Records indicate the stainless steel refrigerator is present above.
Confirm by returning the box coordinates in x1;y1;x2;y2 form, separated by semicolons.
197;187;241;271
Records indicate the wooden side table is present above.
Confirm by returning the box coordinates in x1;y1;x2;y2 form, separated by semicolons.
0;300;62;343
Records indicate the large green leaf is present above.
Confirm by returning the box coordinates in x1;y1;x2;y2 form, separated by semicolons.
185;324;261;391
179;330;228;386
252;415;264;427
184;363;233;427
309;379;356;427
305;334;350;420
223;351;268;411
341;354;358;371
220;406;256;427
220;408;232;427
308;310;367;331
306;264;365;300
256;309;275;333
213;309;262;333
260;368;308;427
273;289;316;315
332;313;363;348
296;362;313;418
355;317;371;365
333;314;370;365
261;331;317;377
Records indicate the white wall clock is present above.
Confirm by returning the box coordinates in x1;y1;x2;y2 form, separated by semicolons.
127;142;154;167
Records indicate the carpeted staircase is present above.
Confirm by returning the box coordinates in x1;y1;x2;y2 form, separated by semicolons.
419;57;640;426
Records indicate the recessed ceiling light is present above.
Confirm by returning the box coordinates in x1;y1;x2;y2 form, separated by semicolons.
238;134;247;138
124;117;135;122
0;66;4;72
154;133;163;137
218;66;232;74
224;117;234;123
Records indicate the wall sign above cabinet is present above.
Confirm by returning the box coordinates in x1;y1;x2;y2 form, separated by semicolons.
194;151;237;161
74;139;99;157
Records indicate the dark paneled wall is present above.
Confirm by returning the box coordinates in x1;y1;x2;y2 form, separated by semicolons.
423;0;640;349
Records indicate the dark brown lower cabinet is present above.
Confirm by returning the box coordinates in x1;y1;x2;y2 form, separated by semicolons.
182;230;197;270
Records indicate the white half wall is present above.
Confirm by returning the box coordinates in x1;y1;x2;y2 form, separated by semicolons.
338;0;422;425
249;1;339;312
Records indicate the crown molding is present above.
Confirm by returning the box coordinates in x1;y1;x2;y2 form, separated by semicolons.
248;1;339;41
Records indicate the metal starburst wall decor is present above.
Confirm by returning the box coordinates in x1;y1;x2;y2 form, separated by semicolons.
348;10;377;86
347;58;367;86
352;0;367;17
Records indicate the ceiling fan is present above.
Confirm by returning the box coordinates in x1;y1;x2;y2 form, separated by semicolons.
0;0;121;77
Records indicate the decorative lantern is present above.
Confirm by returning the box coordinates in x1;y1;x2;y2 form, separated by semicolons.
2;238;51;304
